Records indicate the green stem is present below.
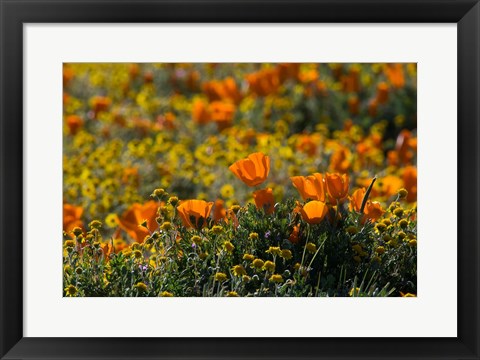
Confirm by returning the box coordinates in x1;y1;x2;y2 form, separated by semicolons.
359;177;377;214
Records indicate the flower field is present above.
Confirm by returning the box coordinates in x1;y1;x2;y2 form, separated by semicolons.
63;63;417;297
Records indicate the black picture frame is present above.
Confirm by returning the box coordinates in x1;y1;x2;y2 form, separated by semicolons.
1;1;479;359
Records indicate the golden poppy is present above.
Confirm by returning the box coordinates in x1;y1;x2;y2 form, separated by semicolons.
288;224;301;244
348;96;359;115
300;201;329;224
65;115;84;135
63;203;84;233
177;199;214;229
213;199;227;222
296;134;319;157
349;187;384;223
329;146;351;173
376;82;389;104
90;96;111;116
325;173;350;201
364;201;385;222
290;173;325;202
384;63;405;89
253;188;275;214
229;152;270;187
402;166;417;203
209;101;236;130
192;98;211;124
349;188;366;213
117;201;158;243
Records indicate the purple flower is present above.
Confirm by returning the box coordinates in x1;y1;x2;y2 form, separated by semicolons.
265;231;271;239
139;264;148;272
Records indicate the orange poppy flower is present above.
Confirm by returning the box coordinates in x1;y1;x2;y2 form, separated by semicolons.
213;199;227;222
90;96;111;116
277;63;300;83
300;201;329;224
253;188;275;214
349;188;366;213
377;175;403;199
329;146;351;173
290;173;325;202
288;224;301;244
376;82;389;104
348;96;359;115
325;173;350;201
63;203;84;233
229;152;270;187
65;115;84;135
402;166;417;203
368;98;378;117
296;135;318;157
209;101;236;130
385;63;405;89
395;129;416;165
246;68;280;97
341;66;360;93
117;201;158;243
177;199;214;229
192;99;211;124
364;201;385;222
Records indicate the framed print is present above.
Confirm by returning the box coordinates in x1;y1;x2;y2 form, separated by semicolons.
1;0;479;359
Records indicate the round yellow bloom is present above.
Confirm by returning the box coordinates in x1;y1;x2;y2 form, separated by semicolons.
280;249;292;260
89;220;102;229
398;219;408;228
211;225;223;235
224;241;234;253
65;285;78;296
168;196;179;206
252;259;265;269
269;274;283;283
266;246;282;256
226;291;239;297
105;213;118;228
153;188;166;197
243;253;255;261
393;207;404;217
191;235;202;245
72;227;83;237
220;184;235;199
214;272;228;282
263;260;275;272
232;265;247;277
408;239;417;247
375;246;385;255
306;242;317;254
397;188;408;199
134;282;148;292
160;291;174;297
249;232;259;241
64;240;75;248
352;244;363;254
160;221;172;231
